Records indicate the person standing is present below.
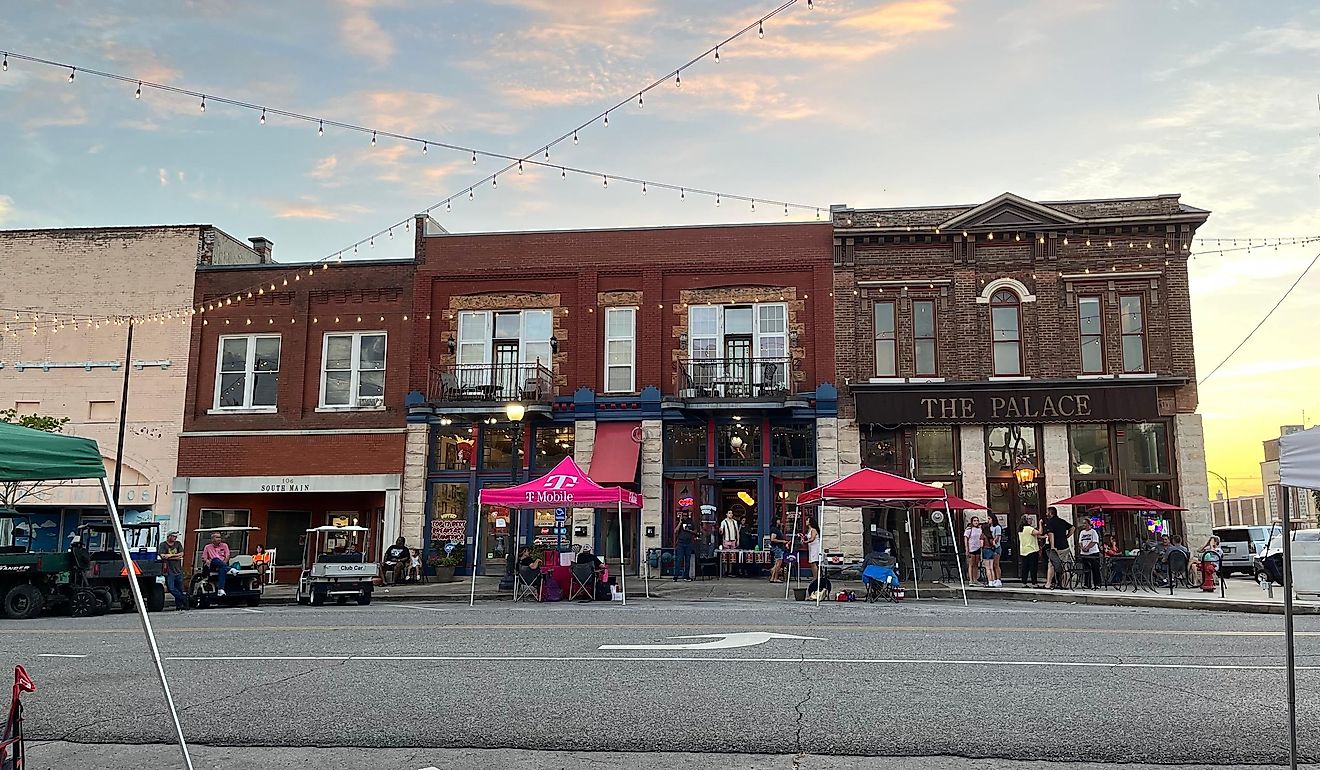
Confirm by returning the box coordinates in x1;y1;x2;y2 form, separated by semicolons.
1018;515;1040;587
1076;519;1102;589
963;516;983;585
158;531;188;610
767;517;789;584
804;516;827;597
987;514;1004;588
202;531;231;597
1042;507;1073;590
979;523;997;587
719;510;741;576
672;514;696;582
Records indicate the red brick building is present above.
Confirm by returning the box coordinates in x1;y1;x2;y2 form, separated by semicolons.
400;219;836;576
173;245;414;582
829;192;1212;568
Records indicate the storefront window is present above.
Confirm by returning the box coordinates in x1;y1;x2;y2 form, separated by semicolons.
665;424;707;467
1069;424;1112;476
429;482;469;562
533;425;574;470
198;509;250;558
915;427;956;477
435;425;476;470
481;427;515;470
985;425;1038;475
266;511;311;566
860;426;901;474
717;422;761;467
1123;422;1169;476
771;424;814;467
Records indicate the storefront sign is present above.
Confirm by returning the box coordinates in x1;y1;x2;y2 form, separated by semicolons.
431;520;466;542
855;385;1160;425
259;477;313;492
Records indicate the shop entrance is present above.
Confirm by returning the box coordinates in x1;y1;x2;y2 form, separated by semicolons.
985;479;1043;578
715;479;760;550
595;509;639;576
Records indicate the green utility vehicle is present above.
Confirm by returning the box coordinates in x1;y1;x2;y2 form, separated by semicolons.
0;509;104;619
74;522;166;613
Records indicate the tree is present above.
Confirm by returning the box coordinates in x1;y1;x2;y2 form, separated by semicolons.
0;408;71;509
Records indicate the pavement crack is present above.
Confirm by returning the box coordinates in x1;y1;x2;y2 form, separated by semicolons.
790;632;814;768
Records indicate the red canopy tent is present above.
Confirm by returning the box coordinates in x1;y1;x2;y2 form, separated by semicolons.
474;457;643;605
795;468;966;606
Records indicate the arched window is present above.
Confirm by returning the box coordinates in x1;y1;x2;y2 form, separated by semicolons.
990;289;1022;376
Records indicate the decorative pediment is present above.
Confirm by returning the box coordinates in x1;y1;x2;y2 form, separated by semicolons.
939;192;1081;231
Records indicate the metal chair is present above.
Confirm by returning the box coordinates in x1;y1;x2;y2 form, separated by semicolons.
514;566;543;603
1131;550;1161;593
568;562;597;601
1167;550;1193;589
1045;549;1074;589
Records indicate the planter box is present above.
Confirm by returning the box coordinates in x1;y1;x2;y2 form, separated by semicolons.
432;565;457;583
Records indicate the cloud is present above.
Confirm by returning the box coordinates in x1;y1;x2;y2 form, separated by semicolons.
338;0;396;66
158;169;169;187
317;90;458;136
729;0;957;63
1212;357;1320;381
0;195;13;225
309;155;339;180
273;199;371;221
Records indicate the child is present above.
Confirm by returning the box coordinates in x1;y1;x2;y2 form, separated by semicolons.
406;548;422;582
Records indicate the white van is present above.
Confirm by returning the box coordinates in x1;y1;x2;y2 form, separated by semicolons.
1212;525;1272;577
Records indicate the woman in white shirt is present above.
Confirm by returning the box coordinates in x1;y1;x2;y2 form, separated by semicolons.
964;516;983;585
1076;519;1102;589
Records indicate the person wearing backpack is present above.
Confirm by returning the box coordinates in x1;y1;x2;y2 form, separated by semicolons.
672;514;696;582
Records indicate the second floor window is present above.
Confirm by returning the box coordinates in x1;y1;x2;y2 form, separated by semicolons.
1120;294;1146;372
873;301;896;376
215;335;280;410
688;303;788;391
990;289;1022;376
913;300;937;376
456;309;553;369
604;307;636;393
322;332;386;408
1079;296;1103;374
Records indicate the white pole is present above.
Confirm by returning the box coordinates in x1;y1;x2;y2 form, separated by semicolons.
945;499;967;606
815;499;827;607
618;500;627;606
906;507;920;600
100;478;194;770
786;504;801;601
468;506;481;607
511;508;520;601
640;502;649;599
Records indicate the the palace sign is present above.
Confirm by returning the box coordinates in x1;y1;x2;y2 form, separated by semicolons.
855;384;1161;425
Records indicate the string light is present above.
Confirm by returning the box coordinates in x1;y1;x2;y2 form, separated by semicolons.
604;111;610;127
675;72;681;88
471;150;477;164
318;119;323;136
199;95;205;112
422;141;428;155
638;92;644;108
259;108;266;125
2;53;6;71
370;130;376;146
714;47;720;63
67;67;75;82
758;20;765;38
134;81;141;99
572;130;578;144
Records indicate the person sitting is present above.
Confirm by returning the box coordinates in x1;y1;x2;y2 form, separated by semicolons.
575;545;604;577
1101;535;1124;585
252;545;271;582
518;547;543;571
383;537;410;585
202;532;231;597
406;548;423;583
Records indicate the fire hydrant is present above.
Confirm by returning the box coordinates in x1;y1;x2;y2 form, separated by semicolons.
1199;555;1219;592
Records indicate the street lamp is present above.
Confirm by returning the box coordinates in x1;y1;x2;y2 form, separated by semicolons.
1208;470;1231;525
497;401;526;591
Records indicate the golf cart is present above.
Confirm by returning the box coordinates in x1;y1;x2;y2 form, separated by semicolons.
74;522;165;613
295;525;378;606
0;509;103;619
188;526;264;609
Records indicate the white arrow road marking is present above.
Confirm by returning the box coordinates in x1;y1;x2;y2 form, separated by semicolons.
598;632;823;651
239;608;263;614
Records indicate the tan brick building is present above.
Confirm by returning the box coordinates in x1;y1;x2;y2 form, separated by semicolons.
829;192;1213;569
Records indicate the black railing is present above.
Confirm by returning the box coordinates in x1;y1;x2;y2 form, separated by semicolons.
676;356;791;399
429;361;554;403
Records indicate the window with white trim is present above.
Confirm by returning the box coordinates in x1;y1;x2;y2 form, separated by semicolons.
687;302;789;390
455;309;554;368
321;332;386;408
215;335;281;409
603;307;636;393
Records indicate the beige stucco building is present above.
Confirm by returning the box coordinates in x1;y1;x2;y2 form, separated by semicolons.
0;225;262;548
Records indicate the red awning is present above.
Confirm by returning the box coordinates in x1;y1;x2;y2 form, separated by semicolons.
1051;488;1151;510
588;421;641;484
797;468;946;508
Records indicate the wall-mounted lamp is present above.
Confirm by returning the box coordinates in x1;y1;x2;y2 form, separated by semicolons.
573;525;588;537
550;334;559;353
729;435;744;451
1075;463;1094;476
446;335;456;354
645;525;657;538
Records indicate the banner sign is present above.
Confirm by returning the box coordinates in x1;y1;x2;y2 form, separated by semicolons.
855;385;1161;425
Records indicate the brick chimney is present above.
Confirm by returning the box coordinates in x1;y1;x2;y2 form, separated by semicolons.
248;237;274;263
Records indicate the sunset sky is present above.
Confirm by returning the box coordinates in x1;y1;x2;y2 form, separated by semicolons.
1;0;1317;495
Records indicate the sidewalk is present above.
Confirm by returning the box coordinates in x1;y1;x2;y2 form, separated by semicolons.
258;573;1320;614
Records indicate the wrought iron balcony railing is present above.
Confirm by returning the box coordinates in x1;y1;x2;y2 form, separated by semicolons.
428;361;554;403
676;356;791;399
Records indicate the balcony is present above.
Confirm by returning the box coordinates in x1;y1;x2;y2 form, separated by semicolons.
676;356;791;400
428;361;554;405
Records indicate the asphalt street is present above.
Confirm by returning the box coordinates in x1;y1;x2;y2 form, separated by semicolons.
6;598;1319;770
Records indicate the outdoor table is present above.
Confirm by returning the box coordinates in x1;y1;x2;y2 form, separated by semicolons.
717;548;772;576
1106;556;1137;591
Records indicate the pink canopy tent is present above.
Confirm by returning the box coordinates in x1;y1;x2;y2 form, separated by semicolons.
473;457;643;605
795;468;966;606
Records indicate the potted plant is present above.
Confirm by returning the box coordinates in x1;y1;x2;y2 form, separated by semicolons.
429;541;466;583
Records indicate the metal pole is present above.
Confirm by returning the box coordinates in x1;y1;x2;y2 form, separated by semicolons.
1208;470;1231;526
786;504;801;601
100;478;193;770
1280;488;1299;770
618;501;626;606
945;499;967;606
906;507;920;599
498;421;521;592
111;320;134;506
468;516;479;607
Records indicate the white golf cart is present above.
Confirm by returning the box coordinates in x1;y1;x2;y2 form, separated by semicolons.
295;525;379;606
189;526;264;609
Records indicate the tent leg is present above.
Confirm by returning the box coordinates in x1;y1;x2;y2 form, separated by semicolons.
641;507;649;599
787;506;801;601
1281;488;1299;770
99;478;194;770
618;501;627;606
469;508;481;608
906;508;920;600
816;501;826;607
945;501;967;606
511;509;520;602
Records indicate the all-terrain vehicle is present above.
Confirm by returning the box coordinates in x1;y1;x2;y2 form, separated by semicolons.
0;509;103;619
188;526;263;609
74;522;166;613
295;525;379;606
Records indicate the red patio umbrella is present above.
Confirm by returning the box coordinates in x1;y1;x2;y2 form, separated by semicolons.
1051;488;1151;509
915;494;987;511
1132;495;1185;511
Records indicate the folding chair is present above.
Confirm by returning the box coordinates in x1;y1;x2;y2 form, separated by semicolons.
567;562;597;601
514;566;543;603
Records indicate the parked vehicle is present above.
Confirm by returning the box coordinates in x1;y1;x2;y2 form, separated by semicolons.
1255;528;1320;587
295;525;379;606
1213;525;1272;577
188;526;264;608
75;523;165;613
0;509;102;619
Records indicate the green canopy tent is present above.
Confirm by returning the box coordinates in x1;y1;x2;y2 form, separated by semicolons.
0;420;194;769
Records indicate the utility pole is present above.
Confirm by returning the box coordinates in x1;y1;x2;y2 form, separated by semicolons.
1207;470;1231;526
111;319;134;507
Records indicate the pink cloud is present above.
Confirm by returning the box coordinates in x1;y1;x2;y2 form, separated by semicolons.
338;0;396;66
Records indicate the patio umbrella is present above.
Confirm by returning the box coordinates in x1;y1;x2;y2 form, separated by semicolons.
915;494;987;511
1131;495;1184;511
1051;488;1151;509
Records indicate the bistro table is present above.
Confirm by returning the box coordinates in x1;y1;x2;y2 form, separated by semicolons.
1105;555;1137;591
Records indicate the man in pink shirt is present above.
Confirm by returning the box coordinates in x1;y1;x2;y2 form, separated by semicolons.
202;532;232;597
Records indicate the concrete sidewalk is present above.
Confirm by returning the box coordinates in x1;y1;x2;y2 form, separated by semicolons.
255;572;1320;614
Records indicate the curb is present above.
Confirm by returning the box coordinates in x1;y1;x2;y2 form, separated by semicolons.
923;585;1320;615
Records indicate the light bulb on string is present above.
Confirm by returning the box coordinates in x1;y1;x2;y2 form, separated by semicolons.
560;167;566;179
604;111;609;127
675;71;681;88
714;47;720;62
471;150;477;164
370;130;376;146
751;199;756;211
758;20;764;38
642;182;647;195
680;188;685;200
422;142;428;155
2;54;7;72
135;81;141;99
446;199;451;212
784;203;789;217
572;130;578;144
544;147;549;159
807;0;813;7
259;108;266;125
716;193;721;207
199;95;205;112
68;67;75;82
638;92;644;108
517;160;523;174
602;175;608;187
492;176;497;188
318;120;324;136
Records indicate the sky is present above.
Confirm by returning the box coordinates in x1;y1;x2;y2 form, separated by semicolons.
1;0;1317;495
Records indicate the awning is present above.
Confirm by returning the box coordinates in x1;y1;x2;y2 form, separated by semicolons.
0;420;106;482
588;421;641;484
1280;426;1320;491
